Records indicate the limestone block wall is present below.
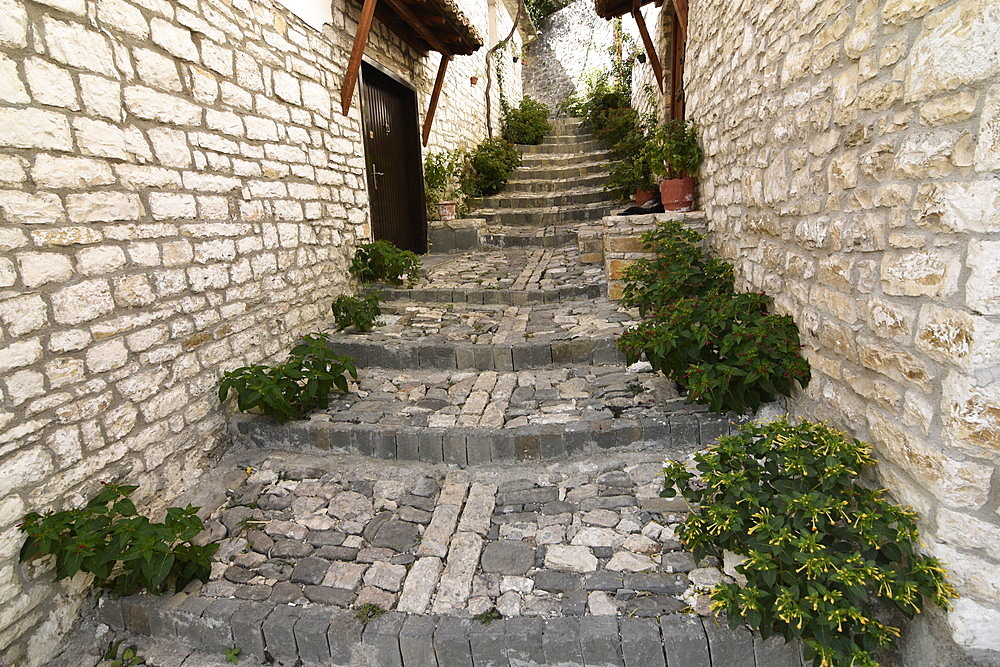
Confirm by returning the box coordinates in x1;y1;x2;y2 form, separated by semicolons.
0;0;511;661
685;0;1000;658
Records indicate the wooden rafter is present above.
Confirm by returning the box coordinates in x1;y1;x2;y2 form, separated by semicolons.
631;7;663;92
382;0;450;53
422;56;450;146
671;0;687;40
341;0;379;115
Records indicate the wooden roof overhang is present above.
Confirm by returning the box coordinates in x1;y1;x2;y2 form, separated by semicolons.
593;0;687;93
341;0;483;145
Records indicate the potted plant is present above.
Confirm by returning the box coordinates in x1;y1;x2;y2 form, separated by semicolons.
649;119;702;211
599;108;657;204
423;150;465;221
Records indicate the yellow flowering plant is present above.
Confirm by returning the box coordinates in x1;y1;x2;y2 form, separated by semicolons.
663;419;957;667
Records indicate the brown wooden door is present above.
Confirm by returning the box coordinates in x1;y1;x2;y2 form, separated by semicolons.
360;63;427;253
670;12;686;120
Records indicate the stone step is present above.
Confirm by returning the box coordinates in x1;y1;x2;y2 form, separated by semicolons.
505;172;608;193
509;160;610;181
428;221;578;254
538;131;598;143
482;201;617;226
324;297;634;370
520;139;604;154
481;187;611;209
520;149;613;168
373;282;603;305
229;363;737;465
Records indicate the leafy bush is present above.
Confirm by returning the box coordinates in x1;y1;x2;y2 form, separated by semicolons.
350;240;421;286
219;333;357;423
620;220;733;315
616;221;809;413
502;96;551;145
332;292;381;332
424;149;467;218
524;0;571;26
20;483;217;596
600;108;657;200
648;119;703;179
461;138;521;197
662;419;958;667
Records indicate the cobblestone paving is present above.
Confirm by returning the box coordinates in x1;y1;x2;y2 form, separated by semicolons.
412;246;603;293
325;299;634;346
312;365;680;429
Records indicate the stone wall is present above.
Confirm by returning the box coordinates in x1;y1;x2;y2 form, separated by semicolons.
0;0;519;661
685;0;1000;659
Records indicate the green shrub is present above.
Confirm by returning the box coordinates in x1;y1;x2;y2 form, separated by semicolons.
502;96;551;145
619;220;733;315
20;483;217;596
424;149;467;218
350;240;421;286
648;119;703;179
524;0;571;26
219;333;357;423
662;419;958;667
332;292;381;332
461;138;521;197
616;221;809;413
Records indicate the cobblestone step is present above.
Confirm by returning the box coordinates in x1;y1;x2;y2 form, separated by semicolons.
509;160;610;181
374;283;603;305
482;201;617;226
93;449;802;666
481;186;611;209
520;139;604;154
505;172;608;193
520;149;613;167
324;298;632;370
429;222;578;253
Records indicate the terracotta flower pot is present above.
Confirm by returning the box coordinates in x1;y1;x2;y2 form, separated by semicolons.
634;188;656;206
659;177;696;211
438;200;458;221
470;76;478;85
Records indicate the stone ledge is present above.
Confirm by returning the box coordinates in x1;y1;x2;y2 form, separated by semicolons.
228;411;740;466
98;598;805;666
371;283;604;305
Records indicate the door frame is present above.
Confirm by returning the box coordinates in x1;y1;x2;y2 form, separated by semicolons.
359;58;428;253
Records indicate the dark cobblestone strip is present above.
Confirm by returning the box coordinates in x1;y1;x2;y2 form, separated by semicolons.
103;595;808;666
369;284;604;305
325;337;624;371
229;413;741;465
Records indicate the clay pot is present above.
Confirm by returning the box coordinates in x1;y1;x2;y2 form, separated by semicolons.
470;76;478;85
438;200;458;221
659;177;696;211
634;188;656;206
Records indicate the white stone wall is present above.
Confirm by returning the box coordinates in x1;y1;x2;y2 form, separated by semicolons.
0;0;518;661
686;0;1000;659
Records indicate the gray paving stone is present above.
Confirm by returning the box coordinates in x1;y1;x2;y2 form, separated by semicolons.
469;618;508;666
583;570;623;591
362;611;405;667
443;431;468;466
505;616;545;667
262;604;302;661
197;598;241;652
754;634;803;667
169;597;212;644
534;571;582;592
580;616;623;666
327;611;364;666
542;617;584;666
293;607;333;663
623;572;689;595
660;614;710;667
291;557;331;585
373;518;420;551
434;617;473;666
228;602;274;661
400;614;440;666
303;585;356;606
481;539;535;575
396;428;421;460
620;617;665;667
703;619;755;667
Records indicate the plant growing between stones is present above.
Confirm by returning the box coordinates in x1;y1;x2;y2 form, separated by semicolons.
617;221;809;413
662;419;958;667
103;640;143;666
473;607;503;624
331;292;382;332
20;484;217;596
219;333;357;423
350;240;421;286
355;603;386;624
223;647;241;664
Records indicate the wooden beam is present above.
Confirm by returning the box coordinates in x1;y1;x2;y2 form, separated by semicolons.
422;55;450;146
341;0;379;115
381;0;451;53
671;0;687;40
632;8;663;92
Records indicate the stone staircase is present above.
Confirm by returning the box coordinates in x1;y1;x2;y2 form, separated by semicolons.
476;117;619;229
68;128;803;667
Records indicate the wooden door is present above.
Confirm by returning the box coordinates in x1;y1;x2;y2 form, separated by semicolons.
360;62;427;253
670;12;686;120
